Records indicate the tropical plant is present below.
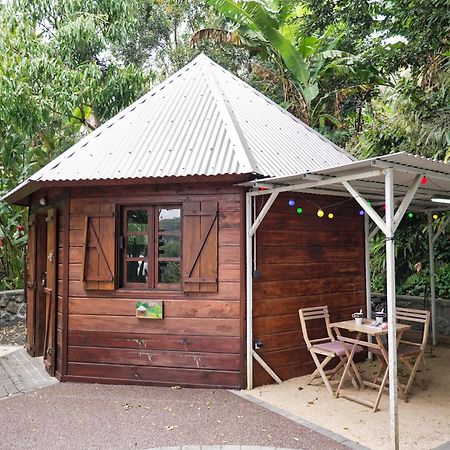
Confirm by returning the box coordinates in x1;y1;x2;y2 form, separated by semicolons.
192;0;380;126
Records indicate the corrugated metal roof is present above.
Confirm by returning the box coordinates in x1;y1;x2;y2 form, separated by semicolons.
3;53;355;203
251;153;450;211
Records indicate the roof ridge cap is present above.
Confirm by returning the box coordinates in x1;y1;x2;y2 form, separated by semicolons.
206;59;356;163
201;58;259;173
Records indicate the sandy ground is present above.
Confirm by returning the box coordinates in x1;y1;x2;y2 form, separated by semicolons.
248;345;450;450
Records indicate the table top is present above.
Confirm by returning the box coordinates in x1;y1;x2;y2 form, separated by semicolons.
331;318;410;336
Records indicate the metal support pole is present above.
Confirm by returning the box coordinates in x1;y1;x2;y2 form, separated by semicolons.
246;193;254;389
385;168;399;450
427;212;437;348
364;214;373;359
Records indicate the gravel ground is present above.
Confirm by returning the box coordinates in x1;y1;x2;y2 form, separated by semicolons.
0;383;350;450
0;320;26;346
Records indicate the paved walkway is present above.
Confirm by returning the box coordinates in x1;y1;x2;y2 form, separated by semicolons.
0;349;363;449
0;347;58;399
0;382;353;449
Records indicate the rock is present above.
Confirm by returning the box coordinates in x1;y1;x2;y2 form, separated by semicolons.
0;296;8;308
17;303;26;320
6;301;19;314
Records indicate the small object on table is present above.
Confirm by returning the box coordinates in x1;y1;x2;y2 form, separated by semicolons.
352;310;364;325
375;309;385;324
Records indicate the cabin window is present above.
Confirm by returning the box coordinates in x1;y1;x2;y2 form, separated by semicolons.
121;206;181;289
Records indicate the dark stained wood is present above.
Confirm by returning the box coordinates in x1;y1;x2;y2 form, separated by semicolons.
253;277;365;299
65;187;243;387
43;207;57;376
34;214;49;357
257;246;363;264
183;201;218;293
67;262;240;282
252;192;366;387
61;191;70;376
25;214;37;355
253;291;365;318
69;315;239;336
68;331;240;353
68;346;240;370
239;187;247;389
81;201;116;290
67;280;241;300
66;363;240;388
68;298;240;318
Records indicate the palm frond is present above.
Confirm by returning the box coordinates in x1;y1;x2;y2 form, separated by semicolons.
191;28;241;46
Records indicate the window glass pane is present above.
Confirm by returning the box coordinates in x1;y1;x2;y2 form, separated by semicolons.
127;235;148;258
158;261;180;284
159;208;180;232
127;261;148;283
127;209;147;232
158;235;180;257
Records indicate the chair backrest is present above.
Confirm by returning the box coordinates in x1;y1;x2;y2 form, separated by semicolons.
396;307;430;352
299;305;334;349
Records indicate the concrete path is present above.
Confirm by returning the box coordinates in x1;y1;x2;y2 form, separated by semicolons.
0;347;58;399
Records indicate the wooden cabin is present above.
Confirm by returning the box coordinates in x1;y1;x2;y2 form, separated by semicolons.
2;55;366;389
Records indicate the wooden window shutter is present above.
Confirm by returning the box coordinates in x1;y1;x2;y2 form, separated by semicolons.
182;201;218;293
81;203;116;290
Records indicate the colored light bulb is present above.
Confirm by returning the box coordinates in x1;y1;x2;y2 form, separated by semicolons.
421;177;428;185
433;214;438;220
408;212;414;218
288;199;295;207
328;213;334;219
317;209;324;218
296;207;303;214
359;210;365;216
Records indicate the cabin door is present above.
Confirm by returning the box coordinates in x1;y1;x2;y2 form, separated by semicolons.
43;208;57;376
25;208;57;375
26;213;48;357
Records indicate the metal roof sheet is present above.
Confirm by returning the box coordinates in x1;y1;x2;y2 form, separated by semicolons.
250;153;450;211
3;54;355;203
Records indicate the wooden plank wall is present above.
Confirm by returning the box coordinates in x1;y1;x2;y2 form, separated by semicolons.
63;183;243;388
253;193;366;386
56;207;64;377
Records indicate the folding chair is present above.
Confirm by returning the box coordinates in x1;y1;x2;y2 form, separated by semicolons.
372;307;430;400
299;306;363;396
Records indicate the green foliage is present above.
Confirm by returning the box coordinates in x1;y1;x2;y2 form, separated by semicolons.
0;203;27;290
1;0;449;296
352;66;450;160
0;0;152;289
370;213;450;299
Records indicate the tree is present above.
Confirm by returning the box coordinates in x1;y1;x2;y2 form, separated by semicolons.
192;0;383;139
0;0;152;289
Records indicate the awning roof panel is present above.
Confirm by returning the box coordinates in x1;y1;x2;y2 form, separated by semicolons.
249;153;450;212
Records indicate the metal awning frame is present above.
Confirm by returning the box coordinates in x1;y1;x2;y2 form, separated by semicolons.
245;159;450;450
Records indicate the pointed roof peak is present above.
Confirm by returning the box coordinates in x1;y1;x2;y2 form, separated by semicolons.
3;54;355;203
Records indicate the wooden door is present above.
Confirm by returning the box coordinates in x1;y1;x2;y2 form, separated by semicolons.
43;208;57;376
25;215;37;356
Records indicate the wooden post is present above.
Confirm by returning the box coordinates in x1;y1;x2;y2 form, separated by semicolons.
364;213;373;359
385;168;399;450
427;212;437;348
246;193;253;389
